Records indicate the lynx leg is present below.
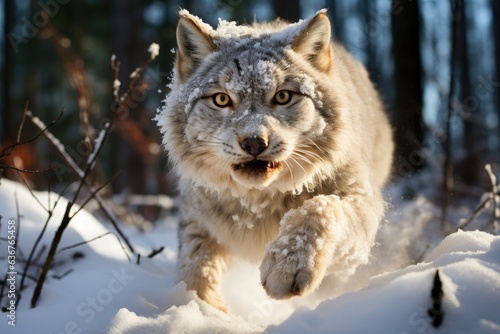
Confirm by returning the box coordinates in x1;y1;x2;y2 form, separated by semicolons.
178;220;229;311
260;194;383;299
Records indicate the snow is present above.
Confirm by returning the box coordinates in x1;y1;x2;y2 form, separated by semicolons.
177;9;324;45
1;176;499;333
148;43;160;60
87;124;108;168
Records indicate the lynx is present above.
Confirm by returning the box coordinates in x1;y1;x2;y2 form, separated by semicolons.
156;9;394;311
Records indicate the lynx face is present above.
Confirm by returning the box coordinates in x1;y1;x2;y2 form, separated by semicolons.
185;48;330;189
159;11;338;193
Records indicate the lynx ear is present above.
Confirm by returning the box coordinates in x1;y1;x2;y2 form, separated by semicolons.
292;12;332;72
176;13;216;81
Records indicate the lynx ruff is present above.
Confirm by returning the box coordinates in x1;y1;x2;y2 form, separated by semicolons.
156;9;394;311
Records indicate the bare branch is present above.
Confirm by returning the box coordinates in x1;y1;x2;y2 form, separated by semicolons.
485;164;499;233
20;183;71;290
70;170;119;219
56;232;112;254
0;165;56;175
0;107;63;160
457;165;500;232
17;101;30;143
27;112;84;179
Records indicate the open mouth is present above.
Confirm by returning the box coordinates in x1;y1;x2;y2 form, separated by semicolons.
232;160;282;175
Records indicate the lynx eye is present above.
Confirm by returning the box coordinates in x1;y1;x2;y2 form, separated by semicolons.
273;90;292;105
212;93;232;108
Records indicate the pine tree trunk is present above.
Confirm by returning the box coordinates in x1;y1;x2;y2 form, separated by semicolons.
391;0;424;176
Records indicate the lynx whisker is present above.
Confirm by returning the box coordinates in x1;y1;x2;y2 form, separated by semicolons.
282;159;294;182
288;154;308;175
294;147;324;164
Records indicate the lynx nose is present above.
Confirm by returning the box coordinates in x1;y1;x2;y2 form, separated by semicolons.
240;137;268;157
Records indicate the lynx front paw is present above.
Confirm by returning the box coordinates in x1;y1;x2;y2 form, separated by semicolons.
260;229;330;299
260;196;337;299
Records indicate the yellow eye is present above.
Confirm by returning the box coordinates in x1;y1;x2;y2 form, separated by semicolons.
274;90;292;105
212;93;231;108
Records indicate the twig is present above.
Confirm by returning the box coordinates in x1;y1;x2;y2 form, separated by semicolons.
41;26;95;146
457;170;500;232
147;246;165;259
485;164;499;233
110;51;156;118
70;170;120;219
0;165;56;175
428;269;444;328
0;105;63;160
20;183;70;290
111;55;121;104
56;232;112;254
52;269;73;280
31;197;79;306
16;101;29;143
28;111;84;178
16;171;49;213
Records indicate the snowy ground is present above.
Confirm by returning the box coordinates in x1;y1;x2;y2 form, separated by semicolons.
0;175;499;334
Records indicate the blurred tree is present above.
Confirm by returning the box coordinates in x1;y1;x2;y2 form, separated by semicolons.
492;0;500;136
391;0;424;176
2;0;15;142
455;0;480;185
362;0;378;84
330;0;345;43
114;0;148;194
273;0;301;22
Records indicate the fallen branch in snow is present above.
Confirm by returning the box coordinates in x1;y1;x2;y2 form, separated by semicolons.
428;269;444;328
